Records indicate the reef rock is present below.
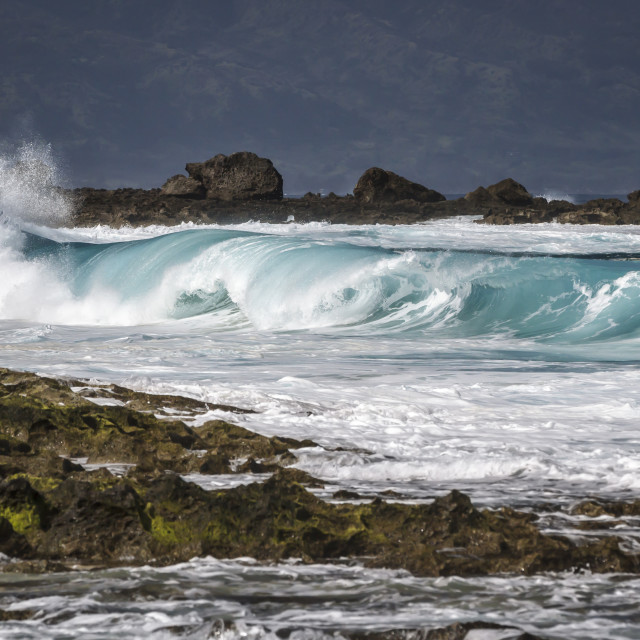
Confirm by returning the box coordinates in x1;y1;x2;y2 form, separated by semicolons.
185;151;283;201
3;368;640;578
486;178;534;206
353;167;445;205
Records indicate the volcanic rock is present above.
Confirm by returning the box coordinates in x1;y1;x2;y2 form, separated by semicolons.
486;178;534;206
160;174;206;198
185;151;283;201
0;367;312;475
463;186;495;206
3;368;640;578
353;167;445;204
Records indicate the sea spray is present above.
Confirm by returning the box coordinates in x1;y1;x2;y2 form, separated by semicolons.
0;140;74;225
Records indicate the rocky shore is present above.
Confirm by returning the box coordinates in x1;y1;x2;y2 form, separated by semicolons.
1;366;639;580
59;151;640;227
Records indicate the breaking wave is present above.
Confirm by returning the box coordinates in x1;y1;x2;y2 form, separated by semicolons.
1;140;640;342
1;222;640;343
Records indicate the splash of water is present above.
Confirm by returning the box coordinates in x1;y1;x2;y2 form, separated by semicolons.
535;190;576;204
0;141;74;225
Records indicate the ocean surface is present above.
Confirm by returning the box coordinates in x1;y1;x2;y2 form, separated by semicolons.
1;160;640;637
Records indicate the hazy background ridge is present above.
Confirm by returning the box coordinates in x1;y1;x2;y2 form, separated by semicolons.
1;0;639;194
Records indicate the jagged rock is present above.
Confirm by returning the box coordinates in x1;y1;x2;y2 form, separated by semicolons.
0;368;313;475
463;186;495;206
160;174;206;198
185;151;283;201
41;479;153;564
486;178;534;206
333;489;362;499
353;167;445;204
3;460;639;575
629;190;640;205
198;453;231;474
2;368;640;577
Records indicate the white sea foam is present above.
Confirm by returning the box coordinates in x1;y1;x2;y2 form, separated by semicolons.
36;214;640;255
535;190;576;204
1;558;639;639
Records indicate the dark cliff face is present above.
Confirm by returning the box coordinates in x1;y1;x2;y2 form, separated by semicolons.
0;0;639;194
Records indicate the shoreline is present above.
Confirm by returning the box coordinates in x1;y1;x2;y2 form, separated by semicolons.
6;149;639;227
1;366;639;578
56;153;639;227
66;185;640;228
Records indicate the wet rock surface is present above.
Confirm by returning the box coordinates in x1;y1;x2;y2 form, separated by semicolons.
1;368;639;576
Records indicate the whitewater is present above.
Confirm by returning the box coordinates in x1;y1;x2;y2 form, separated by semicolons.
1;152;640;638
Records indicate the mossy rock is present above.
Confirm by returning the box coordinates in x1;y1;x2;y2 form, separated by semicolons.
1;467;638;576
2;368;640;579
0;368;315;475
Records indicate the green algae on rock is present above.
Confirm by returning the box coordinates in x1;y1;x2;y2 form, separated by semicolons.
0;368;314;475
2;465;639;576
1;367;640;577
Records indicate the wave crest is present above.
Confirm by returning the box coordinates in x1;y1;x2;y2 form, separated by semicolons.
2;225;640;343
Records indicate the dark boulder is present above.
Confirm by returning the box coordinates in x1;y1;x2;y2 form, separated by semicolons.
463;186;496;206
486;178;533;206
353;167;445;204
185;152;283;201
628;190;640;207
160;175;206;198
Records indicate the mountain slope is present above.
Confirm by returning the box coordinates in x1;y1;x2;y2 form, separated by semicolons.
1;0;639;193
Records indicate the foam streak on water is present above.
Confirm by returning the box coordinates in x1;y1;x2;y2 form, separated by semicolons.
2;209;640;636
1;559;639;640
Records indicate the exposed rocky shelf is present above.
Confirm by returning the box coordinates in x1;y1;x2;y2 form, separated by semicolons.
1;367;639;577
57;151;640;227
